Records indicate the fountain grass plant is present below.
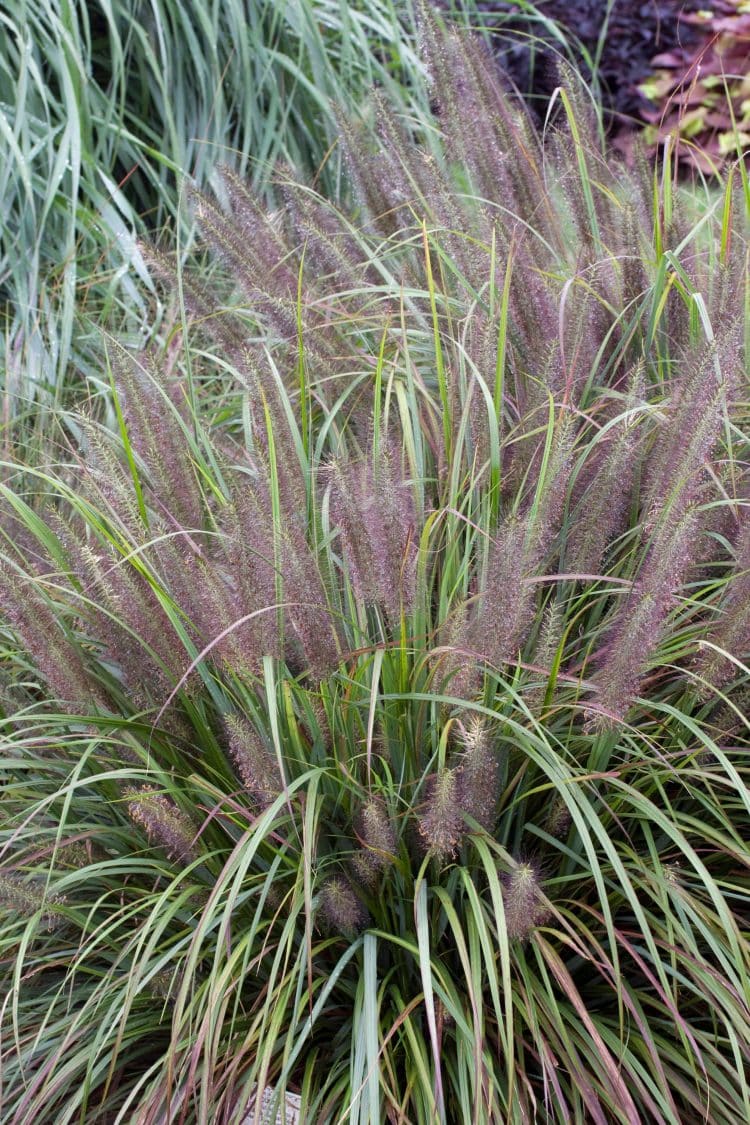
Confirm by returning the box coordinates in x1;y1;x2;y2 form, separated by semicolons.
1;12;749;1124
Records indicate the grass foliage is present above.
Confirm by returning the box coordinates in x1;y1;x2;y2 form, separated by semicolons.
1;11;750;1124
0;0;428;425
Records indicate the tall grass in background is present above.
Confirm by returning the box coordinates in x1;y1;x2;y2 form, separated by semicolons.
1;8;750;1125
0;0;432;433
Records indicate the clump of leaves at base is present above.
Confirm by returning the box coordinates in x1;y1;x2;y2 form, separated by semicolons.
1;11;749;1124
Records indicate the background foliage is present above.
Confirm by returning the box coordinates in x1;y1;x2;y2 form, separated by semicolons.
0;0;429;427
640;1;750;171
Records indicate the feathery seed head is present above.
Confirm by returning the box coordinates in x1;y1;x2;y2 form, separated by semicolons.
437;598;482;701
319;875;370;937
125;786;196;863
114;349;204;531
502;859;549;942
224;712;281;807
544;797;572;839
329;438;418;619
566;369;645;576
455;715;501;831
0;561;103;714
461;515;536;675
53;840;97;870
417;768;465;861
352;799;397;884
695;510;750;690
587;505;699;726
350;850;381;890
0;874;66;931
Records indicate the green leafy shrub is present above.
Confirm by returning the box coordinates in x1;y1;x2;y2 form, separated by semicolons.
1;13;750;1123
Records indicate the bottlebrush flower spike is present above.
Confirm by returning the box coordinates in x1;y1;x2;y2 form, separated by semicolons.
455;715;501;831
642;329;741;522
329;436;418;619
139;240;248;364
319;875;370;936
587;505;699;727
224;712;281;807
221;472;285;665
334;100;415;237
418;6;547;241
113;347;204;531
180;546;274;681
0;560;103;714
278;521;341;681
696;508;750;690
188;185;298;343
53;515;179;702
0;874;66;931
125;786;196;863
459;515;534;679
457;417;574;691
525;414;575;565
277;170;378;302
544;797;572;840
351;798;397;888
502;859;550;942
224;457;339;679
417;768;465;862
78;416;146;537
566;364;645;575
437;597;482;702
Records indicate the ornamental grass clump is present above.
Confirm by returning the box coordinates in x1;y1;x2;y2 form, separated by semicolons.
1;12;749;1123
